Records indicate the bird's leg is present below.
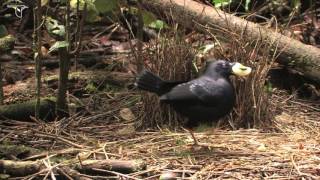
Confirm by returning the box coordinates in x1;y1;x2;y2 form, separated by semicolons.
183;128;198;146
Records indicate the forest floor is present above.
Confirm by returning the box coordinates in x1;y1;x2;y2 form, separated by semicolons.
1;81;319;179
1;1;320;179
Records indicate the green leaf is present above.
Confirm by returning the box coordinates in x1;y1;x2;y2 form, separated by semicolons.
264;82;273;93
94;0;118;13
148;20;166;30
0;25;8;38
245;0;251;11
213;0;231;8
41;0;49;6
291;0;301;9
70;0;99;22
141;10;157;26
52;25;65;37
70;0;92;10
49;41;69;53
45;17;66;37
198;44;216;54
86;10;100;22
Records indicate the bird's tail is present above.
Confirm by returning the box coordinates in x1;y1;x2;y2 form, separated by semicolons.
136;70;185;96
135;70;166;95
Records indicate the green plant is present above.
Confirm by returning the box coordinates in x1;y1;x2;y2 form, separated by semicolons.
211;0;232;8
211;0;251;11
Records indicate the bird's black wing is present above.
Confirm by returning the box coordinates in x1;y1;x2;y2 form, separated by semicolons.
160;77;225;105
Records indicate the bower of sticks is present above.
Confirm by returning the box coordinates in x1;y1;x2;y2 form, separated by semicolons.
1;1;320;179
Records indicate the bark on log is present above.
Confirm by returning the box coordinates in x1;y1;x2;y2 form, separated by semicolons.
75;159;147;174
0;159;146;177
0;160;43;177
140;0;320;83
0;98;56;121
0;144;40;160
44;71;134;87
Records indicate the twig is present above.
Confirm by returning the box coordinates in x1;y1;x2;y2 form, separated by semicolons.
290;155;318;179
35;133;85;148
91;168;142;180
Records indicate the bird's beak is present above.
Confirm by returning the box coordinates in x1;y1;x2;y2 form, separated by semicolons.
231;62;252;77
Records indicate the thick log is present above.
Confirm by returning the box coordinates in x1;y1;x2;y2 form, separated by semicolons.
0;144;40;160
0;98;56;121
140;0;320;83
0;159;146;177
0;160;43;177
44;71;134;87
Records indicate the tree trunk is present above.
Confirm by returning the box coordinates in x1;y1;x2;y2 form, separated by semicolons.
140;0;320;83
35;0;43;120
0;35;15;105
56;47;70;117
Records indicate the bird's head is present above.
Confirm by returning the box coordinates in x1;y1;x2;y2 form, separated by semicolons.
204;59;252;78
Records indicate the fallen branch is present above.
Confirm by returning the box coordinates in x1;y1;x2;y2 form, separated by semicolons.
0;160;43;177
140;0;320;83
75;159;147;174
0;98;56;121
0;159;147;177
0;144;40;160
44;71;134;87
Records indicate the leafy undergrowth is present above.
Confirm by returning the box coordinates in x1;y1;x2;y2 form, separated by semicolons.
0;89;319;179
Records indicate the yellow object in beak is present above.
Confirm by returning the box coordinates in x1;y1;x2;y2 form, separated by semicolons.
231;62;252;77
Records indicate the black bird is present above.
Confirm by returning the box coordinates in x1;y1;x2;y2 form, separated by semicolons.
135;59;252;126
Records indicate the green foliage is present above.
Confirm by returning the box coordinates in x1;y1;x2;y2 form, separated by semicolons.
0;25;8;38
70;0;119;22
244;0;251;11
85;82;98;93
70;0;94;10
94;0;118;13
70;0;98;22
264;82;273;94
41;0;49;6
49;41;69;53
141;10;167;30
0;35;15;53
175;139;187;146
195;123;212;132
291;0;301;9
45;17;66;37
212;0;232;8
148;20;167;30
141;10;156;25
211;0;251;11
198;44;216;54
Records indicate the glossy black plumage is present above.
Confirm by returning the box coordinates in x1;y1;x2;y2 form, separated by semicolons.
135;60;241;125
